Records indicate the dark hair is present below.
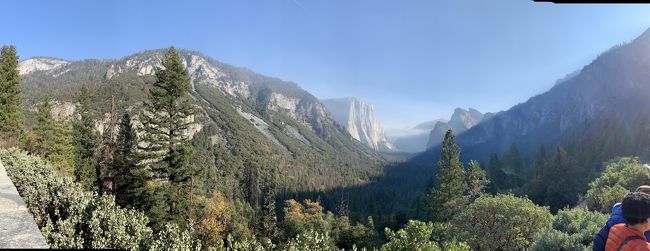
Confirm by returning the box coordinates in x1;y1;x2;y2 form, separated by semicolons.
622;192;650;225
627;217;648;225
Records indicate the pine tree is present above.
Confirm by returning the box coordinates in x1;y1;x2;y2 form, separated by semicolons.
114;112;150;211
501;143;524;190
262;185;278;239
74;85;98;190
427;129;467;221
139;47;196;224
486;153;504;193
528;144;548;204
465;160;488;202
94;97;118;193
48;113;76;175
0;45;25;145
31;99;54;157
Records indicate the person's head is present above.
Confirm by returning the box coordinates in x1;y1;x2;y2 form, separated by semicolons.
636;185;650;195
622;192;650;231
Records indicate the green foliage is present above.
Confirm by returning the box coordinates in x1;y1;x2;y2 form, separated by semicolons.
140;47;198;226
47;116;76;175
451;193;553;250
73;85;98;190
0;148;208;250
228;199;257;243
529;229;587;251
279;199;377;250
465;160;489;202
31;99;54;157
528;147;583;212
149;222;202;251
501;144;525;190
427;130;468;221
426;130;488;222
209;234;275;251
380;220;471;251
0;148;151;249
113;113;150;211
584;157;650;212
0;45;25;144
529;208;607;251
283;230;338;251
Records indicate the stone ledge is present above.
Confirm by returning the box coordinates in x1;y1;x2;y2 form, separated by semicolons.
0;160;48;248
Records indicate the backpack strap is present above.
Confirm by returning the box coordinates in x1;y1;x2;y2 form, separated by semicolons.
617;235;644;251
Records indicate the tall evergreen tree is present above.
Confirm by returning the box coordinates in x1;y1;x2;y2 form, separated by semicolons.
427;129;467;221
31;99;54;157
49;113;76;175
465;160;489;202
501;143;524;190
74;85;98;190
486;153;504;193
0;45;25;145
140;47;196;225
528;144;548;204
114;112;150;210
94;97;118;193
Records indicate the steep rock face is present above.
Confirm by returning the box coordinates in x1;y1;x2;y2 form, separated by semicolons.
426;108;486;149
321;97;396;152
19;58;69;75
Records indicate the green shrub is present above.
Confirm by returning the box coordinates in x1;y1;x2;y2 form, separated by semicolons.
380;220;470;251
529;208;607;250
584;157;650;212
284;230;338;251
0;148;194;250
451;194;553;250
149;222;202;251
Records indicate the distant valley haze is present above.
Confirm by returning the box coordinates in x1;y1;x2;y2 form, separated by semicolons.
5;0;650;139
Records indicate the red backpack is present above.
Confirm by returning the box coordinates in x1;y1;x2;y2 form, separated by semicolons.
606;223;650;251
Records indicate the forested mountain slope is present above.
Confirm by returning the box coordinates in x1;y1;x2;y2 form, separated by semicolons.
19;49;385;197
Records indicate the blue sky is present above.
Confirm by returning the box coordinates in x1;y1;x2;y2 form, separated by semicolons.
3;0;650;136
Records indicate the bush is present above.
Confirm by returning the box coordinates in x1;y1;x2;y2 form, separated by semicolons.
529;229;586;251
380;220;471;251
283;230;338;251
279;199;376;250
450;194;553;250
0;148;195;250
584;157;650;212
196;192;232;247
529;208;607;250
208;234;275;251
149;222;202;251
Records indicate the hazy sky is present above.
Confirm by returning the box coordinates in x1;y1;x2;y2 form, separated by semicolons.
3;0;650;136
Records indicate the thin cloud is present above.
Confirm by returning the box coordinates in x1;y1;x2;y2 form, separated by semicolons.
290;0;314;18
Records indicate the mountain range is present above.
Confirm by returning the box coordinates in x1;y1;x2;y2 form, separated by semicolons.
17;49;385;194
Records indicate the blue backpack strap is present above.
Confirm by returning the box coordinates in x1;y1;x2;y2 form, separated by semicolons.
617;235;644;251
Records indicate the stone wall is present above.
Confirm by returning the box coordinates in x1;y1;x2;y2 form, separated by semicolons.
0;160;48;248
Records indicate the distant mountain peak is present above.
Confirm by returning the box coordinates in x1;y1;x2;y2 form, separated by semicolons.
426;107;486;149
321;97;396;152
19;57;69;75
